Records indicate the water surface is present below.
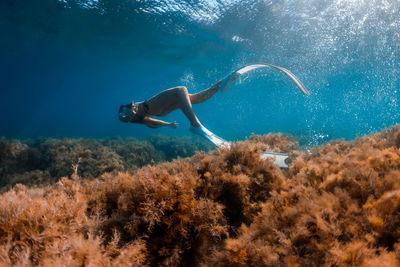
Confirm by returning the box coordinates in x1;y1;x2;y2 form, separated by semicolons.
1;0;399;146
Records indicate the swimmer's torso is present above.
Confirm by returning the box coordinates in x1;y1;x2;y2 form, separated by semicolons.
139;97;178;117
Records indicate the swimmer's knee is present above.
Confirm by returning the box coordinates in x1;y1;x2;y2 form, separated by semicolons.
175;86;188;94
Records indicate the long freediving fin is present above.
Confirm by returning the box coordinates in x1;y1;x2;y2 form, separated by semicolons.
189;125;230;148
220;63;310;95
189;126;289;168
260;151;289;168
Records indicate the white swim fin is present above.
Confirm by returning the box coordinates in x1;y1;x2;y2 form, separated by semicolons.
189;125;230;148
189;126;289;168
219;72;240;94
219;63;310;95
260;151;289;168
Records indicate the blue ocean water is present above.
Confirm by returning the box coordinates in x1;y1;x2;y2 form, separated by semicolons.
1;0;399;146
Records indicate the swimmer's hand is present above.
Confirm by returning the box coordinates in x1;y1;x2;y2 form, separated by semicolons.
168;121;178;128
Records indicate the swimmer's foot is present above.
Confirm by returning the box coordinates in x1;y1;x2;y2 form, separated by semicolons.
189;125;214;139
189;125;230;148
219;72;241;94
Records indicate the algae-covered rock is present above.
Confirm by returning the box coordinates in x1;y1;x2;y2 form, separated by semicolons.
2;127;400;265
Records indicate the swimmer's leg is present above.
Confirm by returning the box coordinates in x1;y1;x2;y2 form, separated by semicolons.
146;86;202;127
176;86;202;127
189;80;222;104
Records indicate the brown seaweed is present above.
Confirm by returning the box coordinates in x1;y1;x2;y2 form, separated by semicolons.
1;126;400;266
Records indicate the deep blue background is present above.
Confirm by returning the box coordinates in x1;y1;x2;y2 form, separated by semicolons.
1;0;399;146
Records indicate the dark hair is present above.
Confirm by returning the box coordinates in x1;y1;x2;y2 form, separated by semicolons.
118;105;123;114
118;104;126;114
118;103;132;122
119;103;132;113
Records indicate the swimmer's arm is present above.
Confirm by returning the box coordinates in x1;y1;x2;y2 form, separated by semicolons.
142;117;178;129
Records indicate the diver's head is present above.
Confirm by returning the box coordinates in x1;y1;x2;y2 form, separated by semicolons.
118;101;139;122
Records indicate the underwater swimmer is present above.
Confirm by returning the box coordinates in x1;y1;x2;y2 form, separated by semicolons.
118;81;224;137
118;63;309;145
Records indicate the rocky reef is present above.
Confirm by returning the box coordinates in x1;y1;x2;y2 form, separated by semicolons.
1;127;400;266
0;135;212;189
